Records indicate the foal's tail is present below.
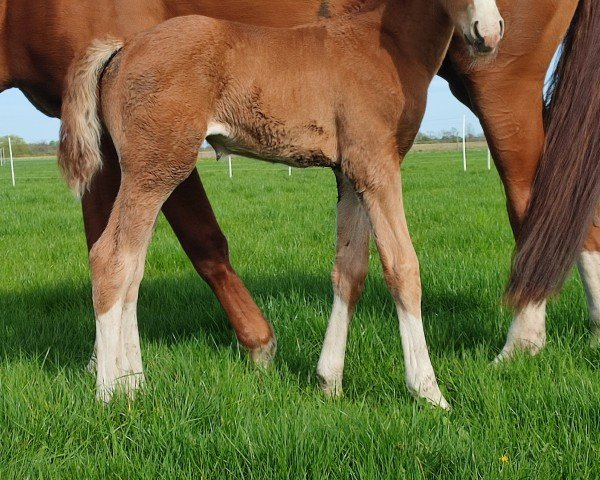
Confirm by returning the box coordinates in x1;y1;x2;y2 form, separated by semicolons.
506;0;600;308
58;38;123;198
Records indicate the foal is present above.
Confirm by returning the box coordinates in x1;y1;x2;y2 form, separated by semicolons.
59;0;503;404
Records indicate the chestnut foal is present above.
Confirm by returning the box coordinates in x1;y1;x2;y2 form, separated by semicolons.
59;0;503;404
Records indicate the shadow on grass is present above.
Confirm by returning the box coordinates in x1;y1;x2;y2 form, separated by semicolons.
0;270;510;393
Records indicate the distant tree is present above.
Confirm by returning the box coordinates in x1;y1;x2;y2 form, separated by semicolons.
415;132;435;144
439;128;459;142
0;135;32;156
28;141;59;156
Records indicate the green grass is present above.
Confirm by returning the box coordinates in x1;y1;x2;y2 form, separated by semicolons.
0;151;598;478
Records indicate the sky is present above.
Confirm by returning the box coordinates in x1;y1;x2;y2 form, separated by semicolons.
0;77;483;143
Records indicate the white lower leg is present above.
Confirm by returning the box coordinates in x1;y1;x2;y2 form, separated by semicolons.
495;301;547;362
317;294;351;397
95;301;125;403
120;301;145;390
397;306;449;409
87;338;98;374
577;251;600;347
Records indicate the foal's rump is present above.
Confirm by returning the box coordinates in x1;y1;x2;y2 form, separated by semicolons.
58;16;226;195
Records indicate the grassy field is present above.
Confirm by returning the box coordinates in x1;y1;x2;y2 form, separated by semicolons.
0;151;598;478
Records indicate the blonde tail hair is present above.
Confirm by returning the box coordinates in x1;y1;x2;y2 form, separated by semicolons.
58;38;123;197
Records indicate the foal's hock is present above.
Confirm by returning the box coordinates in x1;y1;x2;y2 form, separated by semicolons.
59;0;503;403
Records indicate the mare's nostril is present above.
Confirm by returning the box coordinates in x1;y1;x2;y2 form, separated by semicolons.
473;21;484;41
499;19;505;38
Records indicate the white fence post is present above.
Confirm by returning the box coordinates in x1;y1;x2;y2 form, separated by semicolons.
228;155;232;178
9;136;15;186
462;115;467;172
487;148;491;170
288;166;292;176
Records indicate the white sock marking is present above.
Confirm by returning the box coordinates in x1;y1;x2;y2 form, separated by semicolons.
495;301;547;363
95;301;125;402
121;301;145;389
397;306;448;409
317;294;351;397
577;251;600;345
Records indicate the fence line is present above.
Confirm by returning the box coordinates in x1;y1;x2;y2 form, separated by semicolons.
2;136;494;185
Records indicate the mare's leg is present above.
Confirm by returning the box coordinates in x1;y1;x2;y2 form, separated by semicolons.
442;0;593;359
317;171;370;397
579;223;600;347
467;77;600;356
160;171;275;363
468;77;548;361
348;159;448;408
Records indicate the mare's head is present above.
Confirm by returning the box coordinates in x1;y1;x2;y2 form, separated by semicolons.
441;0;504;55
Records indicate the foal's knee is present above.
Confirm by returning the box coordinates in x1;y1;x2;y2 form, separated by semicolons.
382;261;421;310
332;261;369;310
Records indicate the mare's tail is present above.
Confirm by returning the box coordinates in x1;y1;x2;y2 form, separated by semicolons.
505;0;600;308
58;38;123;197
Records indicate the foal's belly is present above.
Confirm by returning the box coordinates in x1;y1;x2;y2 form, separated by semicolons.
205;115;337;168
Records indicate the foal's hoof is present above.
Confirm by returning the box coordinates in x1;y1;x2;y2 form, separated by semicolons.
96;372;145;404
317;373;343;399
96;383;115;404
86;354;97;374
408;378;450;410
250;337;277;368
415;391;450;410
122;371;146;393
431;393;450;410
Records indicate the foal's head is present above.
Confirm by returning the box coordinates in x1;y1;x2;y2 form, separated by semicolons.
441;0;504;55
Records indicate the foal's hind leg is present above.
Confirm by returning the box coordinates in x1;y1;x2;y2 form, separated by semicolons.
91;140;199;402
91;186;164;402
349;161;448;408
317;171;370;397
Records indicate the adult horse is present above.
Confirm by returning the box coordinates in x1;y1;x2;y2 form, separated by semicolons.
59;0;503;403
1;0;597;388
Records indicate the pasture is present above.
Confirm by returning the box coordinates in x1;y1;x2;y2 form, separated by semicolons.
0;151;598;478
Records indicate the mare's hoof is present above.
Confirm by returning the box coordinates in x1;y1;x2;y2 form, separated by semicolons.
250;337;277;368
493;336;545;365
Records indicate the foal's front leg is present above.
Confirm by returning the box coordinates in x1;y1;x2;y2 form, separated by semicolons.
317;171;371;397
353;163;448;408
